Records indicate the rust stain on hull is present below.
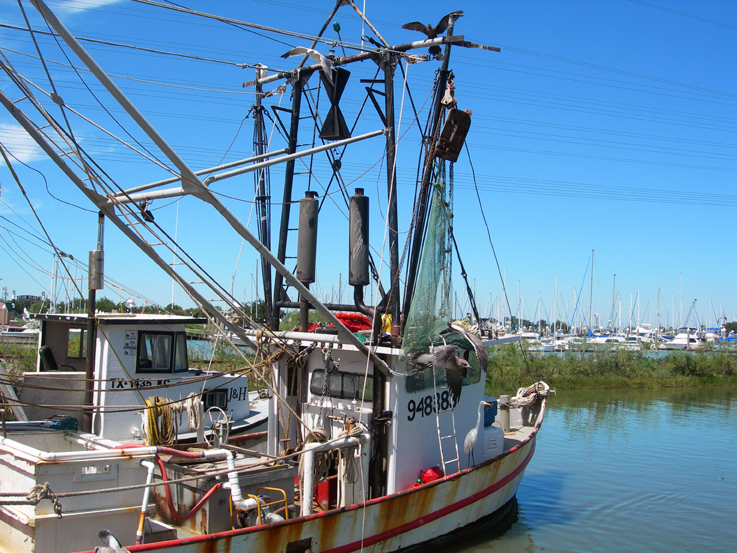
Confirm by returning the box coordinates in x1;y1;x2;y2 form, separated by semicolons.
116;405;544;553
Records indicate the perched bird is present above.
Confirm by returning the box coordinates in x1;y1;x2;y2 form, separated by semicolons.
281;46;334;85
401;11;464;55
253;63;268;81
464;401;491;465
95;529;130;553
448;322;488;372
410;344;470;406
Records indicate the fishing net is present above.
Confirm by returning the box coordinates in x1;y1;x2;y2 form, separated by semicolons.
401;175;453;356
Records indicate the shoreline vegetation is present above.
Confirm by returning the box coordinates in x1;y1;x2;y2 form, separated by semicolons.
2;341;736;392
486;345;737;392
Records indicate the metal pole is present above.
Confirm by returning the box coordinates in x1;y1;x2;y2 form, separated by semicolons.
110;149;288;198
83;212;103;433
271;72;306;330
383;52;400;326
254;79;273;324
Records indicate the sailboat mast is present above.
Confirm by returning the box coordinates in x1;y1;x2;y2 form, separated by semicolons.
553;274;558;336
657;288;661;342
588;249;594;329
611;273;616;331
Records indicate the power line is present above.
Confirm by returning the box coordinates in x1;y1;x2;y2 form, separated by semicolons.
626;0;737;32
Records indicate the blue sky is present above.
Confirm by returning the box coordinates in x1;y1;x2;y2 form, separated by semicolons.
0;0;735;330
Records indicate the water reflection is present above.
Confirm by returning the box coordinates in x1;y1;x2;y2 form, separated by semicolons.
454;387;737;553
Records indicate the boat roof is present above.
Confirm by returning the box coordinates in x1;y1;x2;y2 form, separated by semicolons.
31;313;207;326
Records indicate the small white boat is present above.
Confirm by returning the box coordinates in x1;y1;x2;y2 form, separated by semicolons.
660;327;703;350
19;312;268;442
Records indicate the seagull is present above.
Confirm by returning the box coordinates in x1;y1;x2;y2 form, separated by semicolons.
253;63;268;81
95;529;130;553
401;11;464;55
281;46;334;85
464;401;491;465
409;344;470;406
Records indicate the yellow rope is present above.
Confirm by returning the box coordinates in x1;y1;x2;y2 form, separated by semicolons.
145;396;175;446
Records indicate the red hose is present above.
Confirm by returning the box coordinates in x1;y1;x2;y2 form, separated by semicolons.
113;444;206;459
114;444;222;521
155;456;222;522
156;446;208;459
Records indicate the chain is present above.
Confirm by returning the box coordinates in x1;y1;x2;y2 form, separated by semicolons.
281;343;316;445
316;345;339;428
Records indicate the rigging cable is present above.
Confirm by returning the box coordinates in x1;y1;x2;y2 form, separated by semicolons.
16;0;83;172
464;146;532;377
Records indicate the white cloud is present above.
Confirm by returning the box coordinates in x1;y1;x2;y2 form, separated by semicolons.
0;122;44;165
56;0;125;14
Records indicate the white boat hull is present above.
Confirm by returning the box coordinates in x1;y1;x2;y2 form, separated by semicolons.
83;411;539;553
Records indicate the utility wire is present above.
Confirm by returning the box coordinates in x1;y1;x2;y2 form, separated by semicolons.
626;0;737;32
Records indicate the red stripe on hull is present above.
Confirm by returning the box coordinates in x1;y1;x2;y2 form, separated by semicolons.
323;440;536;553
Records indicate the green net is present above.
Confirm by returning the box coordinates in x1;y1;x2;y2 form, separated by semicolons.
401;177;453;355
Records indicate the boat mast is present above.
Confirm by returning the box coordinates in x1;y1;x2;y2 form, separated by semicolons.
400;14;461;333
657;288;660;343
553;274;558;337
611;273;616;331
83;212;104;433
253;75;273;325
588;249;594;330
271;71;307;330
383;51;400;326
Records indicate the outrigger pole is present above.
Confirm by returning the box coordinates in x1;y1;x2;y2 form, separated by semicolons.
23;0;392;375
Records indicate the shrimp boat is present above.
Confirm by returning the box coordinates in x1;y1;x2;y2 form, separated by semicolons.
0;2;548;552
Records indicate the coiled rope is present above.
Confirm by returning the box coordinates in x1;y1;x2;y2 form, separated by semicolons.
144;396;176;446
514;381;551;407
336;424;364;484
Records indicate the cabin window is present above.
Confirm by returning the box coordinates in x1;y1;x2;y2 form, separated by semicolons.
67;327;87;359
174;333;188;372
404;348;482;395
310;370;373;402
203;389;228;410
136;331;189;373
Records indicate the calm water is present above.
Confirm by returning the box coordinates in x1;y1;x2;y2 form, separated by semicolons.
451;387;737;553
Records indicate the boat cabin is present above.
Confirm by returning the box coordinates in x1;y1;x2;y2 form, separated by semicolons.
266;331;506;499
20;313;261;441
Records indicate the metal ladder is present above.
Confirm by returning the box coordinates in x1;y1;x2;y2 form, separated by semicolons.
432;369;460;476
